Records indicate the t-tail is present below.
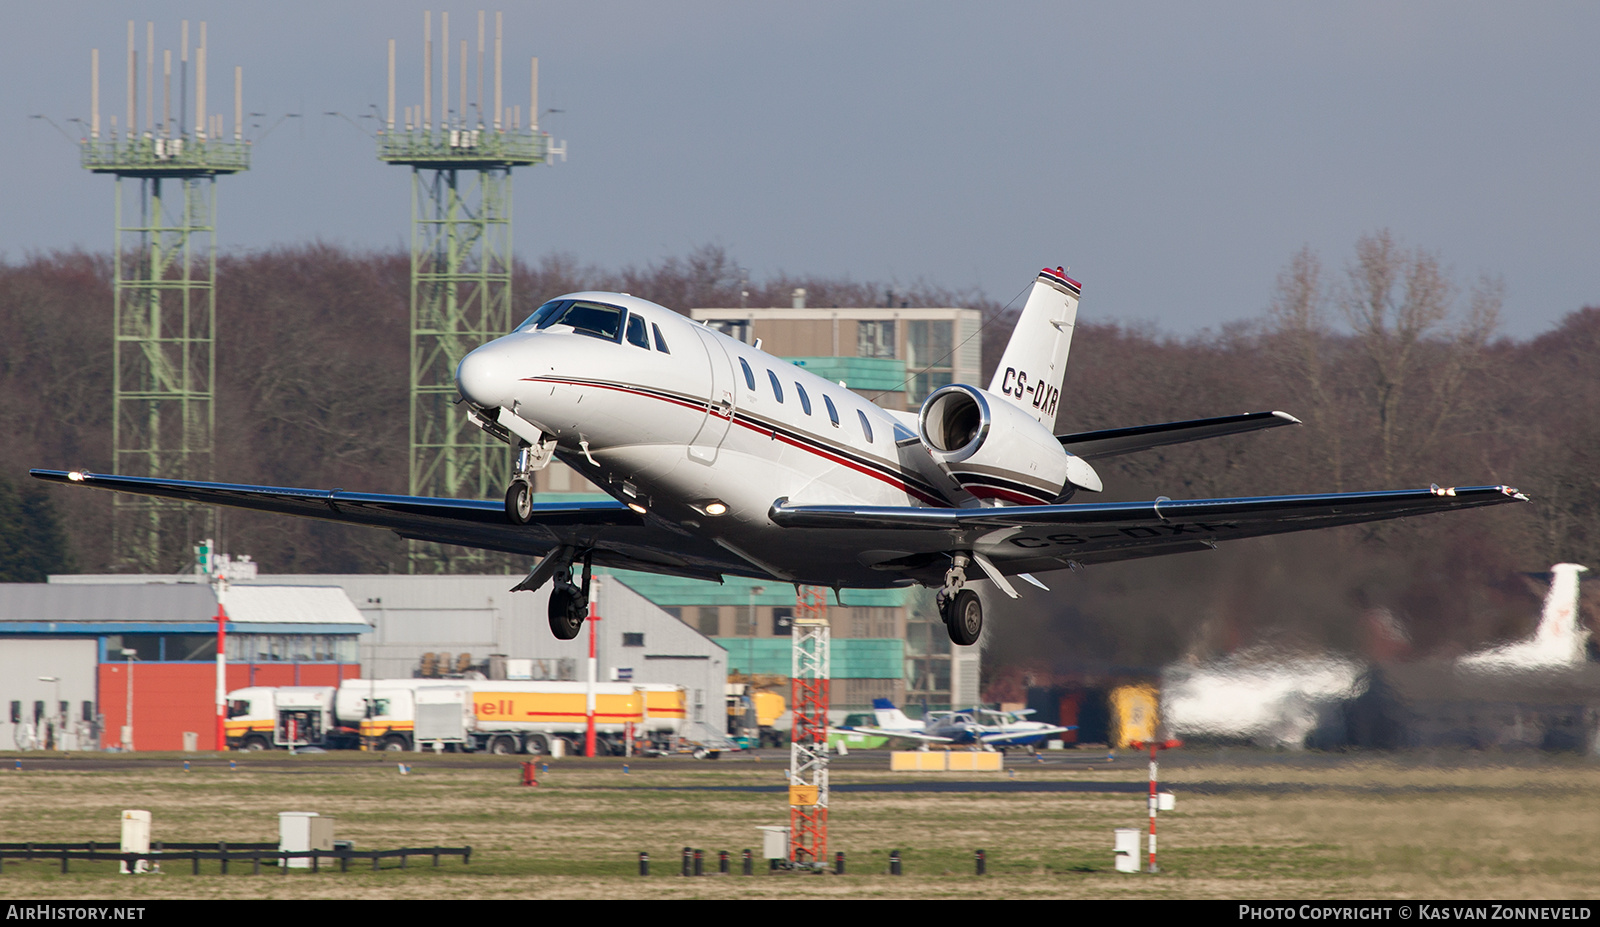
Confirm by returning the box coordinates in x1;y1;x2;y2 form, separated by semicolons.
987;266;1081;426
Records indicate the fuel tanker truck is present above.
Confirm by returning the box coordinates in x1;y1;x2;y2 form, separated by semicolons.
225;678;688;755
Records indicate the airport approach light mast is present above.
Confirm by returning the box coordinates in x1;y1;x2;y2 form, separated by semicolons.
379;10;565;573
788;590;831;866
81;21;249;573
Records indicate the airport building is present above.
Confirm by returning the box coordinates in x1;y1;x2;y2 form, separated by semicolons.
47;572;731;749
0;581;366;751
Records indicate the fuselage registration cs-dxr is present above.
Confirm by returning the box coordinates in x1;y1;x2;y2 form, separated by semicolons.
34;266;1527;644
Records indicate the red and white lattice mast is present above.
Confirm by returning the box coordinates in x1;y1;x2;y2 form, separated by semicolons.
787;586;830;866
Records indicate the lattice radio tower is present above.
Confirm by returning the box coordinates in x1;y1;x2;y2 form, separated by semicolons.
82;21;249;572
788;588;831;866
380;11;562;572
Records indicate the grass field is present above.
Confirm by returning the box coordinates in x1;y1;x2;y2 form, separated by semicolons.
0;748;1596;900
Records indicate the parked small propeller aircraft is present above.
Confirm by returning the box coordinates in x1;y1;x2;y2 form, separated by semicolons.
840;698;1075;750
33;266;1527;645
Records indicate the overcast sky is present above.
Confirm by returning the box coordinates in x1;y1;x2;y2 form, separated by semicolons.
8;2;1597;337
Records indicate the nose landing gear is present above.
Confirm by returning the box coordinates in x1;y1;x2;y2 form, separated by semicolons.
506;478;534;525
936;553;984;646
504;438;558;526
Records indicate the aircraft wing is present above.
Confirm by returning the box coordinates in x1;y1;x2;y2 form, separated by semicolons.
28;470;737;582
978;726;1075;745
841;727;955;744
769;484;1528;577
1057;411;1300;460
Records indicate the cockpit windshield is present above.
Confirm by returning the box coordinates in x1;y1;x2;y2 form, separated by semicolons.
517;299;627;341
517;299;569;331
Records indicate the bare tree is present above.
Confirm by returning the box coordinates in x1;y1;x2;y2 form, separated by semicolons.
1338;230;1500;484
1268;245;1345;489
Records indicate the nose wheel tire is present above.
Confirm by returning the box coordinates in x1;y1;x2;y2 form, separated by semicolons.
548;585;587;640
944;589;983;646
506;478;534;525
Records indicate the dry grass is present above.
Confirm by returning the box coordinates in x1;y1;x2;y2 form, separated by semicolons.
0;750;1595;899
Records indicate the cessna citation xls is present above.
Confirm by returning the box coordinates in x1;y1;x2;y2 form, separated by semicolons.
34;267;1526;645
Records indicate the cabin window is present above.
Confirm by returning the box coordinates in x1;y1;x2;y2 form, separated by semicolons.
621;633;644;647
767;371;784;403
652;323;671;354
823;395;840;427
549;301;624;341
857;410;874;444
739;357;756;391
796;383;812;415
626;314;651;349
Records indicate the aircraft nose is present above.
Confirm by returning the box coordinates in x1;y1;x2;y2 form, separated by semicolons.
456;344;515;409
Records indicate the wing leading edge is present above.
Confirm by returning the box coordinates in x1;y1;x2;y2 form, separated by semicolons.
1057;410;1301;460
28;470;733;581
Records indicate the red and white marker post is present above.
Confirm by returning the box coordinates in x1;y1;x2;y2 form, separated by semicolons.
1130;738;1181;872
584;581;601;757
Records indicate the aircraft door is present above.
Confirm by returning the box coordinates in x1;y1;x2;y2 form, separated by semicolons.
688;326;736;463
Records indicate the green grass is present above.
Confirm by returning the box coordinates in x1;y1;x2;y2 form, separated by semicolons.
0;750;1596;899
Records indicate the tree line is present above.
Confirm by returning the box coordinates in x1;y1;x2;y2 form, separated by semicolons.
1;237;1592;668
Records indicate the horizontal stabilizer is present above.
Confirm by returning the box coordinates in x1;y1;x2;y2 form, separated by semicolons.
1058;411;1300;460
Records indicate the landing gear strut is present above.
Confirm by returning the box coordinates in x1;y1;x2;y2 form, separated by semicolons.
548;549;593;640
505;442;554;525
937;553;983;646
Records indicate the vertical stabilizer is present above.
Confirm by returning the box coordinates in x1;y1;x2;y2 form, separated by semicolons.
1461;563;1589;669
870;698;921;731
1534;563;1589;659
987;267;1081;426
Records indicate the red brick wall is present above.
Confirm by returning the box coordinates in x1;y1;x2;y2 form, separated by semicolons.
97;662;360;751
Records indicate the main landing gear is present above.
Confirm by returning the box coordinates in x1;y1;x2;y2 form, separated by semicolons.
937;553;984;646
547;550;593;641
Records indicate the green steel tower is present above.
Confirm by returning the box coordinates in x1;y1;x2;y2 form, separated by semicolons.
82;22;249;572
381;12;556;571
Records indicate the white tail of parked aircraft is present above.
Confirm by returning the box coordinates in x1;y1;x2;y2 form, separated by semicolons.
1460;563;1590;670
869;698;923;733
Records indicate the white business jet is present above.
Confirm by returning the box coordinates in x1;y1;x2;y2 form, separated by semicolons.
33;267;1527;645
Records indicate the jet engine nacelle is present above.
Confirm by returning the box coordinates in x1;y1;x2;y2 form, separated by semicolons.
917;384;1102;505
